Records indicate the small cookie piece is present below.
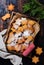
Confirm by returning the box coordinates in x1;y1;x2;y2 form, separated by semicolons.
23;25;27;30
7;45;14;51
2;13;10;21
13;23;19;29
11;28;16;32
15;32;22;38
7;32;14;44
35;47;43;55
29;27;34;33
7;4;15;11
18;27;23;32
15;44;21;52
17;37;25;44
24;36;33;44
32;56;39;64
16;30;21;34
27;36;33;42
17;37;23;44
7;39;11;44
21;20;27;25
17;39;23;44
9;32;13;37
21;37;25;43
15;18;21;25
7;45;12;51
28;20;36;26
21;44;27;52
2;15;6;21
5;13;10;18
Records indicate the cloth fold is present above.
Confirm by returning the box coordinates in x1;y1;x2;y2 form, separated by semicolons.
0;29;22;65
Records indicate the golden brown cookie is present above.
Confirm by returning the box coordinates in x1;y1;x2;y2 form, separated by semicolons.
18;39;22;44
7;32;14;44
21;44;27;52
28;20;36;26
22;20;27;25
15;44;21;52
32;56;39;64
35;47;43;55
29;27;34;33
2;13;10;21
7;4;15;11
18;37;25;44
27;36;33;42
7;45;14;51
18;27;23;32
21;37;25;43
22;25;28;30
11;27;16;32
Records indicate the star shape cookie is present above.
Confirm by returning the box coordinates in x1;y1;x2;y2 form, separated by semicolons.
35;47;43;55
7;4;15;11
32;56;39;64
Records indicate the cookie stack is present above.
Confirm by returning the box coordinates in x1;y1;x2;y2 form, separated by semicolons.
4;13;40;57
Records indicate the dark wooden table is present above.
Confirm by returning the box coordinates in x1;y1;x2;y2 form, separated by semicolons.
0;0;44;65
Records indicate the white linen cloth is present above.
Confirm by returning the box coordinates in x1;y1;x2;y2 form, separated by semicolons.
0;29;22;65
